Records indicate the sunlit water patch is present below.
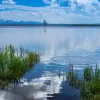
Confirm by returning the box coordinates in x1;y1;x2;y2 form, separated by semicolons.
0;26;100;100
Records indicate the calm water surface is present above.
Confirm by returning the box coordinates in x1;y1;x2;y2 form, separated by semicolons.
0;26;100;100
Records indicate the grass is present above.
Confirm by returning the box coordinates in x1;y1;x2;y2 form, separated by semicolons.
0;44;40;89
67;65;100;100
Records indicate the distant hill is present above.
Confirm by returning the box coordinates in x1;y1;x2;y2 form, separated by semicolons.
0;20;100;26
0;19;42;25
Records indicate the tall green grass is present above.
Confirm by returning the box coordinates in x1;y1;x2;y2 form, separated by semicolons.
0;45;40;89
67;65;100;100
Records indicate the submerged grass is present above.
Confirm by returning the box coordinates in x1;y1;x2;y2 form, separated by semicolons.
0;44;40;89
67;65;100;100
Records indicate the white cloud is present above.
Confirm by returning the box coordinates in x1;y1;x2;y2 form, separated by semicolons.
42;0;51;4
70;0;100;10
0;4;100;24
42;0;100;11
2;0;16;4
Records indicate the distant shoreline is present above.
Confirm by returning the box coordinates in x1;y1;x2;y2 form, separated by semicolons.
0;24;100;26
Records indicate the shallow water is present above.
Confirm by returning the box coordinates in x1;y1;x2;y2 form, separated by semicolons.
0;26;100;100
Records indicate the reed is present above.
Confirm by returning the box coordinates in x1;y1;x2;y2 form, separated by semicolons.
67;65;100;100
84;67;92;81
0;45;40;89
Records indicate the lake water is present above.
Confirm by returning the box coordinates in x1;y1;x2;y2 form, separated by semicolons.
0;26;100;100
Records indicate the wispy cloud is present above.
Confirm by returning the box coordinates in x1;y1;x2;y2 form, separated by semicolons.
2;0;16;4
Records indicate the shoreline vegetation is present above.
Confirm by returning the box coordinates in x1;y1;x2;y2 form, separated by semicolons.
67;64;100;100
1;24;100;26
0;45;40;90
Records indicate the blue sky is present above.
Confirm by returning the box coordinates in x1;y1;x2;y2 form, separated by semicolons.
0;0;66;6
13;0;69;7
1;0;99;7
13;0;47;7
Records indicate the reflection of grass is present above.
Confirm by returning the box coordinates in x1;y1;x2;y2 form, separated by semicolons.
0;45;40;89
84;68;92;81
67;65;100;100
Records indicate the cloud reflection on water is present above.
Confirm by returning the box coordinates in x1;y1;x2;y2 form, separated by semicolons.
0;26;100;65
18;71;66;100
0;71;67;100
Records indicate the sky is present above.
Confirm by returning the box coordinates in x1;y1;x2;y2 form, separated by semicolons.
0;0;100;24
1;0;100;7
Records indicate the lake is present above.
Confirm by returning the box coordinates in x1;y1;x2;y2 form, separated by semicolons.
0;26;100;100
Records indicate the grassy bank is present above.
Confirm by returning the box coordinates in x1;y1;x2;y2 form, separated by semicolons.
0;45;40;89
67;64;100;100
